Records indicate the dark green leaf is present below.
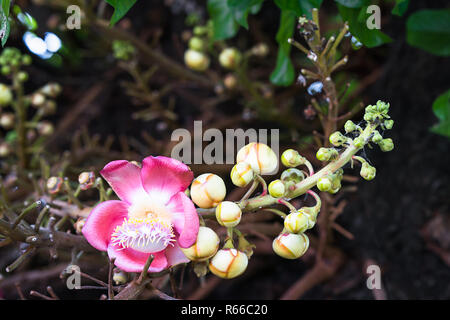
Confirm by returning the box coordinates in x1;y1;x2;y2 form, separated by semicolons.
274;0;323;18
2;0;10;16
338;4;392;48
0;0;10;46
430;89;450;138
391;0;409;16
406;9;450;56
334;0;368;8
208;0;239;39
105;0;137;26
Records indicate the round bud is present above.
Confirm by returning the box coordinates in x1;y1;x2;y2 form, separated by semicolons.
31;93;46;107
78;171;96;190
40;83;62;97
344;120;356;133
280;168;305;183
353;136;365;148
329;131;347;147
215;201;242;227
17;72;28;82
223;74;237;90
0;84;13;106
1;65;10;75
22;55;32;65
188;36;206;51
47;176;63;194
360;162;376;180
0;143;10;157
317;176;332;191
379;138;394;152
284;211;310;234
190;173;226;208
209;248;248;279
37;121;54;136
113;269;128;285
218;48;242;70
236;142;278;175
251;43;269;57
316;147;338;161
273;233;309;259
230;162;254;187
181;226;220;262
74;218;86;234
184;49;210;72
371;131;383;143
281;149;304;167
0;113;15;129
268;179;285;198
384;119;394;130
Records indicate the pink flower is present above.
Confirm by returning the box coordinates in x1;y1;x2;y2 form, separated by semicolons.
82;156;199;273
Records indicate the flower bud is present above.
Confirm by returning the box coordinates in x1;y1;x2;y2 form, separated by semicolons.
209;248;248;279
379;138;394;152
236;142;278;175
78;171;96;190
37;121;54;136
215;201;242;227
113;269;128;285
223;74;238;90
74;218;86;234
21;55;32;66
230;162;254;187
1;65;10;75
384;119;394;130
189;36;205;51
360;162;376;180
273;233;309;259
268;179;285;198
0;84;12;106
281;149;304;167
353;136;364;148
284;211;310;234
184;49;210;72
371;131;383;143
219;47;242;70
190;173;226;208
0;143;10;157
280;168;305;183
0;112;15;129
181;226;220;262
250;43;269;57
47;176;63;194
344;120;357;133
329;131;347;147
316;147;338;161
40;83;62;97
317;176;332;191
31;92;46;107
17;72;28;82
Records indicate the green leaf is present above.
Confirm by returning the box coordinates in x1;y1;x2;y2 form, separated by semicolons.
430;89;450;138
0;0;10;46
208;0;239;40
105;0;137;26
406;9;450;56
231;0;264;29
274;0;324;18
270;10;296;86
338;4;392;48
17;12;38;31
391;0;409;17
334;0;368;8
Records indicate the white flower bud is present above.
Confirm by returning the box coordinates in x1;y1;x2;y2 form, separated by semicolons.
273;233;309;259
30;92;46;107
218;48;242;70
184;49;210;72
190;173;226;209
181;226;220;261
236;142;278;175
284;211;310;234
0;143;10;157
215;201;242;227
230;162;254;187
268;179;285;198
0;112;15;129
209;248;248;279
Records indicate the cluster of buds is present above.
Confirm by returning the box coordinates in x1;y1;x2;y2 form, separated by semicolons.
112;40;136;61
184;23;212;72
317;169;343;194
0;47;31;79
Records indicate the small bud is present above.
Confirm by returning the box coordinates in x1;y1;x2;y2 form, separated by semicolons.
378;138;394;152
209;248;248;279
0;143;10;157
188;36;206;51
353;136;365;148
1;65;10;75
181;226;220;261
230;162;254;187
280;168;305;183
47;176;63;194
316;147;339;161
273;233;309;259
17;72;28;82
0;112;15;129
41;100;57;115
190;173;226;208
360;162;376;180
268;179;285;198
0;84;13;106
113;269;128;285
344;120;357;133
193;26;208;36
40;83;62;97
78;171;96;190
31;92;46;107
184;49;210;72
281;149;304;167
215;201;242;227
317;176;332;191
384;119;394;130
284;210;310;234
37;121;54;136
218;48;242;70
223;74;238;90
21;55;32;66
250;43;269;57
236;142;278;175
329;131;347;147
371;131;383;143
74;218;86;234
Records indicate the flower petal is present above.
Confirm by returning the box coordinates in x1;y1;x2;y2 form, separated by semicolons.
141;156;193;204
166;192;199;248
165;243;190;267
100;160;149;204
82;200;128;251
107;244;168;273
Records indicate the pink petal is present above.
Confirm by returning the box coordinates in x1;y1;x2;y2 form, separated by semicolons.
100;160;149;204
107;244;168;273
82;200;128;252
165;243;190;267
166;192;199;248
141;156;193;204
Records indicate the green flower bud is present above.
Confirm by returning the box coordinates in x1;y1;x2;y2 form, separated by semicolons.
280;168;305;183
17;71;28;82
360;162;376;180
344;120;357;133
384;119;394;130
184;49;210;72
0;84;13;106
268;179;285;198
317;177;332;191
281;149;304;167
379;138;394;152
353;136;365;148
371;131;383;143
219;48;242;70
329;131;347;147
188;36;206;51
21;55;32;66
1;65;10;75
284;210;310;234
193;26;208;36
316;147;338;161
